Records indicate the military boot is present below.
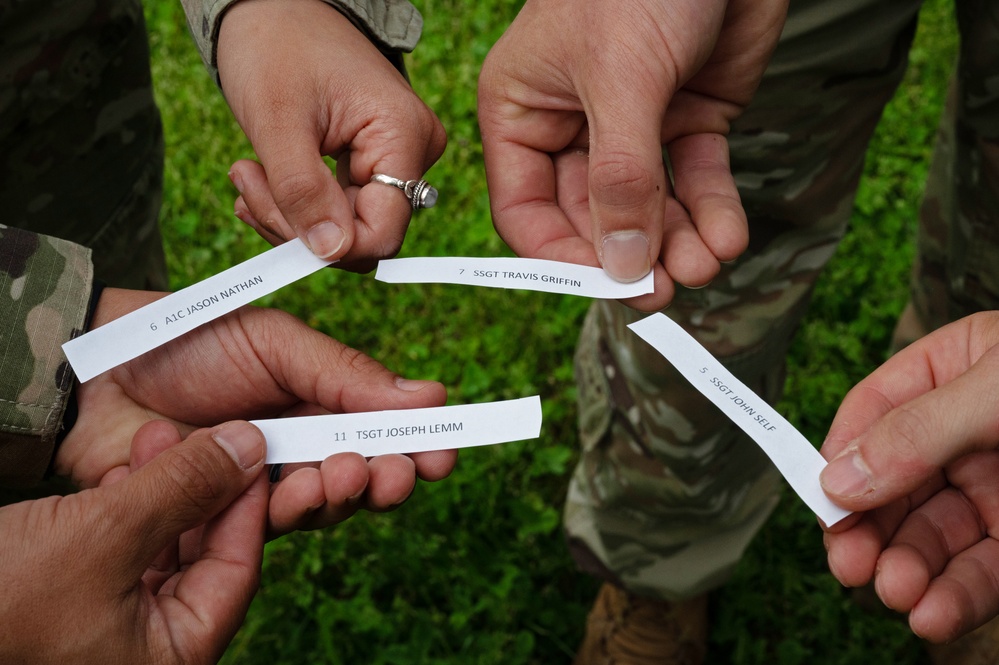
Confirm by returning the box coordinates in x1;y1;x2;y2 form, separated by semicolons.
573;582;708;665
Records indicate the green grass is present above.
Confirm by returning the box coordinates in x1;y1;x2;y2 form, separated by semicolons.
144;1;959;663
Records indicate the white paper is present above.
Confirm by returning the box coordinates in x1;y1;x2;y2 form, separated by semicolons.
254;396;543;463
375;256;654;299
627;313;851;526
63;239;331;382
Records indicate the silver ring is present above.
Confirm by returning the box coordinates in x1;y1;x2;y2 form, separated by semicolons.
370;173;438;210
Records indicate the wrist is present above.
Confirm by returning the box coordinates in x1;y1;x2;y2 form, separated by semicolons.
52;287;165;484
50;280;105;457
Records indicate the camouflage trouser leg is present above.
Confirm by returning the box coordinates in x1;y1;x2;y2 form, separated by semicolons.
566;0;930;601
894;0;999;350
0;0;168;291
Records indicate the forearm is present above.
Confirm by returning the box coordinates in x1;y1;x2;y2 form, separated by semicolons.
0;226;94;487
179;0;424;85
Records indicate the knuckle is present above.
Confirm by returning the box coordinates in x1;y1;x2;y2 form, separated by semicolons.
272;171;327;215
159;446;231;513
375;230;406;259
589;156;658;209
339;345;383;377
882;404;934;461
427;120;448;161
373;102;447;164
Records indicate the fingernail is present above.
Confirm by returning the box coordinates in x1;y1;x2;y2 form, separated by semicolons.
395;377;432;392
233;208;258;225
228;170;244;194
821;448;874;498
212;421;264;470
306;221;346;259
601;231;651;283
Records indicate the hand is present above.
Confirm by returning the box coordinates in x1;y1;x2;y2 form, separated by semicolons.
477;0;788;310
217;0;447;271
819;311;999;642
56;288;457;537
0;420;267;664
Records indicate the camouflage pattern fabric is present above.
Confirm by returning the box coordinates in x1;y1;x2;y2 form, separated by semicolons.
567;0;999;601
0;0;168;486
0;0;168;292
901;0;999;346
0;226;91;488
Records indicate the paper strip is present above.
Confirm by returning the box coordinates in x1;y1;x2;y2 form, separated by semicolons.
627;314;850;526
375;257;654;298
63;239;331;382
254;396;543;463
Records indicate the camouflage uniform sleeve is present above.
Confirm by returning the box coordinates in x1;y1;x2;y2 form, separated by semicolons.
180;0;423;85
0;226;92;488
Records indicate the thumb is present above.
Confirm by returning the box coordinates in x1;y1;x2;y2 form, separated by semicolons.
820;363;999;511
583;72;668;283
105;421;266;580
256;132;356;260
